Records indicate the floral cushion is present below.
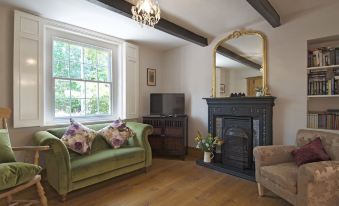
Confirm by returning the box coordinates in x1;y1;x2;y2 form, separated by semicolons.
61;119;97;155
98;119;135;149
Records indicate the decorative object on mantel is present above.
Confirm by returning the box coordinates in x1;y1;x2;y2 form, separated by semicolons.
147;68;156;86
255;87;263;97
195;132;223;163
220;84;225;93
131;0;161;27
230;93;245;97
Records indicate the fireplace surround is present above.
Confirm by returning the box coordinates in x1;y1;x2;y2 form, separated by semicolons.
197;96;276;181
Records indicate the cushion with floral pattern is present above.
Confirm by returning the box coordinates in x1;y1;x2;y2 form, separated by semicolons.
61;119;97;155
98;119;135;149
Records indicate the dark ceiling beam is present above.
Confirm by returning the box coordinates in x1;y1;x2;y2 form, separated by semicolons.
86;0;208;46
217;46;261;70
246;0;281;28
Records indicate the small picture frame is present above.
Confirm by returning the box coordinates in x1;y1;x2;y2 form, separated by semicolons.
147;68;156;86
220;84;225;93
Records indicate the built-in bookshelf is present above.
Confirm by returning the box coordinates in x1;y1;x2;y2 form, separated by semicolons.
307;35;339;131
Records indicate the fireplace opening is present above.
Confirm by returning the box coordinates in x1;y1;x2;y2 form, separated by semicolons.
221;117;253;170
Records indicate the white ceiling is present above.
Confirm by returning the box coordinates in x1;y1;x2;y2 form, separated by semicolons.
1;0;338;51
0;0;188;51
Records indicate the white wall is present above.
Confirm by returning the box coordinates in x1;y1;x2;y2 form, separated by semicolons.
162;2;339;146
139;46;164;116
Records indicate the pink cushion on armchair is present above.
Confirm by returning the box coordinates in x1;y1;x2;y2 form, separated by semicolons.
291;137;330;166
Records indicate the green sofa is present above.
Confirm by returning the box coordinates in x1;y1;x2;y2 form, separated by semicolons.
33;122;152;200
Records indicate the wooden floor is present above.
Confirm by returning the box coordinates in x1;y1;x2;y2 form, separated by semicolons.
1;156;291;206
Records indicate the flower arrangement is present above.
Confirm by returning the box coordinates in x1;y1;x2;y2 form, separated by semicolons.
195;131;224;152
255;87;263;93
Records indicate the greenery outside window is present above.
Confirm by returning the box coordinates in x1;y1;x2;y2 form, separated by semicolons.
52;39;113;118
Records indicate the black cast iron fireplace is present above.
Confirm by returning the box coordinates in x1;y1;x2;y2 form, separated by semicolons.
197;97;276;181
222;117;253;169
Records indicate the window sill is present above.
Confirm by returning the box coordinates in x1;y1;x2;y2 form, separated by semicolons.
43;116;118;127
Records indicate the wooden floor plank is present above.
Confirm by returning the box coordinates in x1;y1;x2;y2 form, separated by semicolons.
1;156;291;206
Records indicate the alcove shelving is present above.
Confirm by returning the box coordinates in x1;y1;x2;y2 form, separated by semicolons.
307;35;339;131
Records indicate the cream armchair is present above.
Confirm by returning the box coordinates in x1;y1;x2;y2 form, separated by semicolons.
253;129;339;206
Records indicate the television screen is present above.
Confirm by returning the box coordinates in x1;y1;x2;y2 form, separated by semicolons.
150;93;185;116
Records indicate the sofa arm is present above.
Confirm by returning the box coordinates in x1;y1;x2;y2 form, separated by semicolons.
126;122;153;167
253;145;296;182
33;131;71;195
297;161;339;206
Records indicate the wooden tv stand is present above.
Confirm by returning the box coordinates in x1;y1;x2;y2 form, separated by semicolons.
142;115;188;160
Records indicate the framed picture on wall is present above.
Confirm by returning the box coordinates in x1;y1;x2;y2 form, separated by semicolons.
147;68;156;86
220;84;225;93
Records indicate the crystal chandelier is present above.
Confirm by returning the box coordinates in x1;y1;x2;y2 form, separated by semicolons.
131;0;161;27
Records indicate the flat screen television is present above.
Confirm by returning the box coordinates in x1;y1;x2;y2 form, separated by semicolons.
150;93;185;116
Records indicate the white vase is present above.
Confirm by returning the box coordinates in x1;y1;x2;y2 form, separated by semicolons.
204;151;214;163
256;91;262;97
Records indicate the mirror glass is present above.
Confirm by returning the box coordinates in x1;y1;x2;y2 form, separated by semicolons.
215;33;264;97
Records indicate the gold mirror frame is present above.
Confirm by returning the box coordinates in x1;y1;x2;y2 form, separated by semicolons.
212;30;269;97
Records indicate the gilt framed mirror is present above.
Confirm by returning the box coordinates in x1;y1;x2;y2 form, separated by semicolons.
212;31;269;97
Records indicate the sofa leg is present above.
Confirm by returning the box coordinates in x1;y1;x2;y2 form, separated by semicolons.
257;183;265;197
60;194;67;202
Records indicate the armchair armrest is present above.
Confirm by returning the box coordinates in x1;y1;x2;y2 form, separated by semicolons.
12;146;50;165
126;122;153;167
297;161;339;206
33;131;71;195
253;145;296;182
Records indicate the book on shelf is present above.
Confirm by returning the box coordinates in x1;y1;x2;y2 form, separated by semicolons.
308;47;339;67
307;68;339;95
307;110;339;130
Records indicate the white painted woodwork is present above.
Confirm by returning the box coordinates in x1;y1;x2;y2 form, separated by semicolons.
124;43;139;119
13;11;42;128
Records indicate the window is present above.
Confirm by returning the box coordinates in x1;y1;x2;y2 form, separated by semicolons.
13;11;139;128
52;39;112;118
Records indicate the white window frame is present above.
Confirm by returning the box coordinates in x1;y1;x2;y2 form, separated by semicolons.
44;26;122;125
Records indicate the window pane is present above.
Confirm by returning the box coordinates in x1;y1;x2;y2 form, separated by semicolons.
86;82;98;98
71;98;86;116
70;44;82;62
53;60;69;78
83;64;97;81
98;65;109;82
97;50;109;66
84;48;97;65
99;83;111;114
52;39;113;119
86;99;98;115
70;61;81;79
53;41;69;62
86;82;98;115
55;98;70;117
55;79;70;99
71;81;85;98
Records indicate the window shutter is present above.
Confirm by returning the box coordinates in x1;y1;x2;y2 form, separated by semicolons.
123;43;139;119
13;11;43;128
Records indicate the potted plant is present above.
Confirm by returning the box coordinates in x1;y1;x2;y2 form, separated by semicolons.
195;132;223;163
